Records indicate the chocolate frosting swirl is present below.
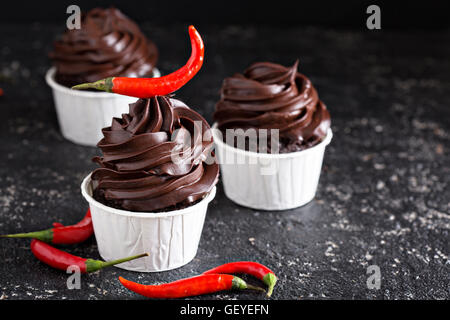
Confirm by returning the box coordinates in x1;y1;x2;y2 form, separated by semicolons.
91;97;219;212
50;8;158;87
214;61;331;152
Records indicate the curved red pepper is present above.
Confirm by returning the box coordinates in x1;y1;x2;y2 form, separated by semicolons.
119;274;264;299
30;239;148;273
1;209;93;244
52;209;93;244
203;261;278;297
72;25;204;98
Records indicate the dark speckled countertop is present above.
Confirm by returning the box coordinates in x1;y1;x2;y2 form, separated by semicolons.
0;23;449;300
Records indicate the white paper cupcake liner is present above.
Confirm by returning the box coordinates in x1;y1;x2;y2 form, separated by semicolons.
212;125;333;210
81;173;216;272
45;67;161;146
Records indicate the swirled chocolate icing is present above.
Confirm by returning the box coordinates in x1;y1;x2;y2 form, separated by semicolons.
91;97;219;212
214;61;331;153
49;8;158;87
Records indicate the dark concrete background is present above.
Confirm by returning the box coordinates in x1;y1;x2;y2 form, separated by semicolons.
0;23;449;300
1;0;449;29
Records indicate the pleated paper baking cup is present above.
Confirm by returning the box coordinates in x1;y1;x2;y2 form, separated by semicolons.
212;125;332;210
45;67;160;146
81;174;216;272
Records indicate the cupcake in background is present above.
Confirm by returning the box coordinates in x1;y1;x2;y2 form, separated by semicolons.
49;7;158;87
81;97;219;272
46;7;160;146
212;61;332;210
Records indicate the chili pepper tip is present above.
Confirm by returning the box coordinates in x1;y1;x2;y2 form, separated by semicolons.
188;25;201;41
0;229;53;243
86;252;149;273
246;284;266;293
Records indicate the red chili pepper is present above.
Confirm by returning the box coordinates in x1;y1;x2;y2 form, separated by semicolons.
203;261;278;297
119;274;264;299
1;209;93;244
72;25;204;98
30;239;148;273
0;88;3;96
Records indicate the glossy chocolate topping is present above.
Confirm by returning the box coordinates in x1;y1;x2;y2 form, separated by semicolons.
49;8;158;87
91;97;219;212
214;61;331;153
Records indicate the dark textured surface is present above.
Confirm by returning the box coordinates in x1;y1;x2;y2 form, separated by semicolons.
0;23;449;300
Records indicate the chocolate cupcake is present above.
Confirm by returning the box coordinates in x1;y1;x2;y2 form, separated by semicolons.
214;61;330;153
49;7;158;88
91;97;219;212
212;61;333;210
45;8;161;146
81;97;219;271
